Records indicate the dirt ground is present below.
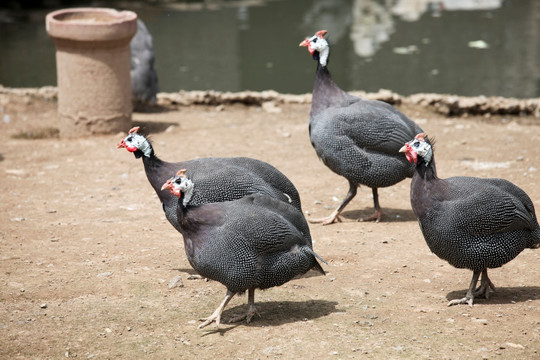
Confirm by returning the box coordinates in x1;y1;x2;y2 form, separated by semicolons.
1;91;539;359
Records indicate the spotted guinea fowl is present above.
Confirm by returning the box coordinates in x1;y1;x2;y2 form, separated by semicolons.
130;19;159;104
161;170;325;328
117;127;302;233
400;133;540;306
300;30;423;225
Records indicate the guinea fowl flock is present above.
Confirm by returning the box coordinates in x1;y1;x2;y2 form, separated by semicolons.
118;30;539;328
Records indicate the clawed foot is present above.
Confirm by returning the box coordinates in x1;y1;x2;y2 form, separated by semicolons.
447;296;474;307
473;277;496;299
198;291;234;329
198;313;222;329
357;210;384;223
448;271;496;307
308;210;341;225
227;306;260;324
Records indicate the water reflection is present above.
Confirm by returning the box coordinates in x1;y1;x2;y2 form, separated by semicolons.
0;0;538;98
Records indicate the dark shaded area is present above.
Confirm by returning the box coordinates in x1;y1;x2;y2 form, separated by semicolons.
11;126;59;139
132;120;178;134
340;207;417;223
132;102;169;113
447;286;540;305
200;299;341;334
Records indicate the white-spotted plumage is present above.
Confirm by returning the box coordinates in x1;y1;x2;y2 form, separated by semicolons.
300;30;424;225
117;128;305;234
161;172;326;328
402;133;540;307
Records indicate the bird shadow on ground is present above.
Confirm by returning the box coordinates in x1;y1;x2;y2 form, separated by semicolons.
296;269;328;279
172;267;199;275
171;268;207;280
133;120;179;134
446;286;540;305
340;207;417;222
133;103;172;113
201;299;341;335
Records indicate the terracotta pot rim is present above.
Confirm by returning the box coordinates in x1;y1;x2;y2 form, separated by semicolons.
46;7;137;42
47;7;137;25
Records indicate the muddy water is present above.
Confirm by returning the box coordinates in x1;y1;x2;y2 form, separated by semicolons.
1;0;538;98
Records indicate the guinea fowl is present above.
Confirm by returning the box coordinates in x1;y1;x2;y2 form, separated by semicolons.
117;127;302;233
161;170;326;328
130;19;159;104
300;30;423;224
400;133;540;306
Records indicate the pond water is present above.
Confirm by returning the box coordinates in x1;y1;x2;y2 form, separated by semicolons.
1;0;539;98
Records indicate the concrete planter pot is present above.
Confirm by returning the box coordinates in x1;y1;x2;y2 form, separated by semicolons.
46;8;137;137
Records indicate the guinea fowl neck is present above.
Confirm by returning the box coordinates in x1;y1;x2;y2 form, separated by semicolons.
414;157;439;182
141;151;170;196
141;150;163;168
175;201;207;236
311;63;351;117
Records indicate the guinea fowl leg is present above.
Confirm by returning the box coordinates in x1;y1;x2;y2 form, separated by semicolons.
358;187;385;222
198;290;235;329
473;269;496;299
309;181;358;225
447;270;481;307
228;288;260;324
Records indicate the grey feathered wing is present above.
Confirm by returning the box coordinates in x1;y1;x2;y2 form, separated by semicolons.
445;177;538;237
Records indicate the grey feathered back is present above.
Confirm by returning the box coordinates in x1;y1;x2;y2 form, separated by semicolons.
130;19;159;103
412;173;540;271
310;65;423;189
140;149;302;236
178;193;324;293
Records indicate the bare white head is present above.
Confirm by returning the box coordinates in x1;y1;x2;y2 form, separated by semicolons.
161;169;194;206
299;30;330;67
117;126;153;158
399;133;433;166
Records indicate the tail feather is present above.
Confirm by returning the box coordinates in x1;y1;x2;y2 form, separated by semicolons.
307;248;327;275
530;228;540;249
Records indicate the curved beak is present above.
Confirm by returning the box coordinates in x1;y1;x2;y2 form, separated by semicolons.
161;179;172;191
299;39;309;47
117;139;126;148
399;144;417;164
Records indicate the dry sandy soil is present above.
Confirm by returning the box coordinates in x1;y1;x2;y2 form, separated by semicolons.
1;91;539;359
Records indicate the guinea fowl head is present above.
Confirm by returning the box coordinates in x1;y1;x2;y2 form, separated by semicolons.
161;169;194;206
300;30;330;67
117;126;153;159
400;133;433;166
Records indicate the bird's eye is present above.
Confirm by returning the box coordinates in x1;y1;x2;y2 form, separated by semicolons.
127;136;133;142
312;37;318;43
413;141;420;148
175;179;182;184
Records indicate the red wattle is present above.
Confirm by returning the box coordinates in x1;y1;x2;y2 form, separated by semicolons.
406;151;418;164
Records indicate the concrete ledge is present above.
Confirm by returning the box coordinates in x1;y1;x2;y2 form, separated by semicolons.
1;85;539;117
